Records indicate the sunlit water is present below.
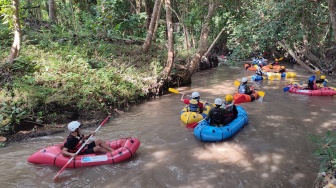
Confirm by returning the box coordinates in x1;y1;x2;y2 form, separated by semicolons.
1;60;335;188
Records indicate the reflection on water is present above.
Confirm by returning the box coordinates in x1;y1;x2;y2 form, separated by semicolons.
0;62;335;187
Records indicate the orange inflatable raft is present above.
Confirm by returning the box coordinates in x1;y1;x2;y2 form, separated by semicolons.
244;63;283;72
233;90;259;104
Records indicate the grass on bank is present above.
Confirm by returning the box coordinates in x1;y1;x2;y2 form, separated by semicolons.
0;27;169;137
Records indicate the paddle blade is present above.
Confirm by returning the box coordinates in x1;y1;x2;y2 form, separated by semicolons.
234;80;240;87
186;122;199;129
54;158;74;180
186;119;205;129
283;86;290;92
168;88;180;94
100;116;110;126
257;96;263;102
257;91;265;97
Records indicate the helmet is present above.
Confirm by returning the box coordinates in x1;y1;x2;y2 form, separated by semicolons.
225;94;233;102
214;98;223;105
68;121;81;132
242;77;248;83
281;66;285;69
191;92;200;99
321;75;326;79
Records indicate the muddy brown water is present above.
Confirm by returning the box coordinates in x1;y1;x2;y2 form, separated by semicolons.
1;60;336;188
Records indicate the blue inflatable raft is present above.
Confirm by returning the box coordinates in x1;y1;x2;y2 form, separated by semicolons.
193;106;248;142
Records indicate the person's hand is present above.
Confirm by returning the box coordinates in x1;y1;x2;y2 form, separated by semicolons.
91;132;95;136
72;153;77;158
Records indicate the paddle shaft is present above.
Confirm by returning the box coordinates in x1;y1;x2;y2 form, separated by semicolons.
53;115;110;181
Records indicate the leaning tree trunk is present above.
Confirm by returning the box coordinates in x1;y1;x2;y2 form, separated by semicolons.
277;40;317;74
299;19;323;70
160;0;174;79
142;0;161;52
204;27;225;57
328;0;336;42
181;2;217;85
6;0;21;64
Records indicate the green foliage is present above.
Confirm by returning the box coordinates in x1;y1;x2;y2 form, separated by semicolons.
310;131;336;172
1;23;166;133
225;0;330;59
0;100;28;134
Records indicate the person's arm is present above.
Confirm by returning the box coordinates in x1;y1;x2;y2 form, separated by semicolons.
180;93;186;101
316;79;324;83
83;132;95;139
233;105;238;116
62;147;77;157
205;109;212;121
245;85;251;93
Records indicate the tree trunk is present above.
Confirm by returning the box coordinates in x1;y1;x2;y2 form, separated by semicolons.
299;21;323;70
6;0;21;64
183;23;191;50
328;0;336;42
182;2;217;85
204;27;225;57
277;40;318;74
144;0;154;30
135;0;141;14
142;0;161;52
152;0;163;42
49;0;58;23
161;0;174;79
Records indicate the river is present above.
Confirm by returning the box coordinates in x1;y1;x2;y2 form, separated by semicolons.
0;60;335;188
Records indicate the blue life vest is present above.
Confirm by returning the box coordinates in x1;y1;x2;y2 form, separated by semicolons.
308;75;316;83
238;84;246;94
188;99;199;112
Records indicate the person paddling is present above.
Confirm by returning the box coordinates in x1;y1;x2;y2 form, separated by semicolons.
238;77;253;95
181;91;206;113
62;121;113;157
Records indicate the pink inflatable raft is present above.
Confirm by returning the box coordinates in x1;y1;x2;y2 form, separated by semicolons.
27;137;140;168
284;84;336;96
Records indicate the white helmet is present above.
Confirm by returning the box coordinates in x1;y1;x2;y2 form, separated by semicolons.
68;121;81;132
191;92;200;99
242;77;248;82
214;98;223;105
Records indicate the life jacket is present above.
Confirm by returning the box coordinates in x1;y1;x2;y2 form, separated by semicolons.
308;76;317;90
188;99;200;112
238;84;247;94
308;76;315;83
222;102;234;117
210;107;224;125
63;133;86;153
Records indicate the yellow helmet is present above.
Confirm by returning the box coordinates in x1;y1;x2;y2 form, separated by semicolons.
225;94;233;102
281;66;285;69
321;75;326;79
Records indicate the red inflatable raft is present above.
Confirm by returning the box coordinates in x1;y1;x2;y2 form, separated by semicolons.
286;84;336;96
27;137;140;168
233;90;259;104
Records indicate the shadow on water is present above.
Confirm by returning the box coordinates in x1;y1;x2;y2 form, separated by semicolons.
0;61;335;187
